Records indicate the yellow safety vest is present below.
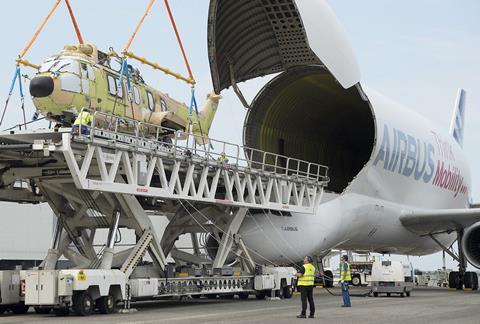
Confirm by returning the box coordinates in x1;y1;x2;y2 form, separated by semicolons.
298;263;315;286
340;262;352;281
73;111;93;126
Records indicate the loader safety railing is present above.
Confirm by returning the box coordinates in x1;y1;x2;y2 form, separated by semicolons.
75;110;329;185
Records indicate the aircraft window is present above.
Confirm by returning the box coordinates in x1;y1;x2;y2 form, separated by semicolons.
56;60;79;74
160;98;168;112
39;59;57;73
147;91;155;111
109;58;122;72
86;65;95;80
97;50;108;65
107;74;123;98
107;75;116;96
133;86;141;105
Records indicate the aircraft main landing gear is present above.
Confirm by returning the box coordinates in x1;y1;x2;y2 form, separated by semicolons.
431;230;478;290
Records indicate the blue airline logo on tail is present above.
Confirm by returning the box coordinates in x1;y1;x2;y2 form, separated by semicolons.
451;89;466;147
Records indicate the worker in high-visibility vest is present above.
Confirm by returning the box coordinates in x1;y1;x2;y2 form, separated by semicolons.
340;255;352;307
218;151;229;163
72;109;93;135
296;255;316;318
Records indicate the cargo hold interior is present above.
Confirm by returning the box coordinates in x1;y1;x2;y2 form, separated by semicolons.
243;67;376;193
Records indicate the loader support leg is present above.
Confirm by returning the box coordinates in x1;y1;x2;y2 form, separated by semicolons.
213;208;247;269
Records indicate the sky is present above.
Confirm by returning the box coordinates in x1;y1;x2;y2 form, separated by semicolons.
0;0;479;271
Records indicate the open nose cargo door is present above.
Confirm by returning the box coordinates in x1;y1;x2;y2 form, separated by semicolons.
208;0;376;194
207;0;361;93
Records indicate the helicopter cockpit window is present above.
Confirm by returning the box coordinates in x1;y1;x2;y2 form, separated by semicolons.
133;86;141;105
39;58;57;73
39;58;79;74
147;91;155;111
56;59;79;74
160;98;168;112
81;62;95;80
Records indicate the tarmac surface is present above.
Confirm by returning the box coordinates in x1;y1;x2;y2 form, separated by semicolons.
0;286;478;324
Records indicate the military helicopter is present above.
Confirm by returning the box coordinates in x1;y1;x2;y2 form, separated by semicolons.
29;43;221;140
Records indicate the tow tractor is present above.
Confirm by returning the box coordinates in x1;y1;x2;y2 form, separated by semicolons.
0;111;328;315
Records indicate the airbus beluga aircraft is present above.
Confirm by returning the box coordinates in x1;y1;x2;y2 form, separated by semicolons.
207;0;480;289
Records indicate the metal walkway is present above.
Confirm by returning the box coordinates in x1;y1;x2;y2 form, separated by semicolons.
56;111;329;214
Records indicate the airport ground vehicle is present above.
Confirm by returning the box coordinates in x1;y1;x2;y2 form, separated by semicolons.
371;261;413;298
0;270;29;314
350;261;373;287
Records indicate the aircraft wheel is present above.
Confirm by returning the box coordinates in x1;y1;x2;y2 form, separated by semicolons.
97;294;117;314
464;272;478;290
73;291;94;316
449;271;462;289
406;291;411;297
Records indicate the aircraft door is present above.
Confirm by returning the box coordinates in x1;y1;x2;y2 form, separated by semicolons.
80;62;96;106
106;74;126;114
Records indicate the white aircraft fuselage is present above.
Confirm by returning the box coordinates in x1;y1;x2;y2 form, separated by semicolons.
240;88;471;263
207;0;472;265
